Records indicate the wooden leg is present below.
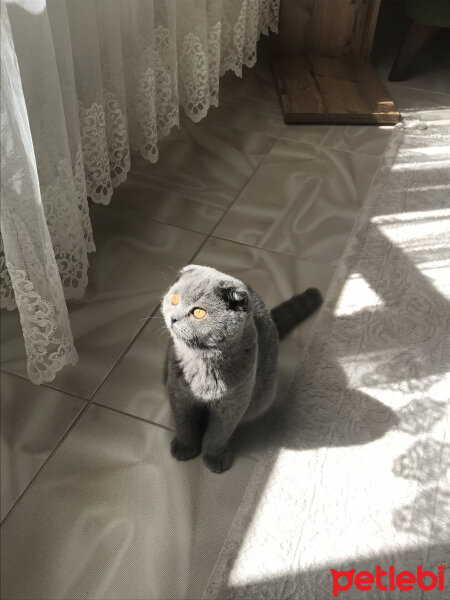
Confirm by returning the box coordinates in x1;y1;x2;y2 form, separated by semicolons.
389;21;438;82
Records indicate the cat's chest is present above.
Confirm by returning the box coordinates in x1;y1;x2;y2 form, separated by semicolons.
172;346;227;401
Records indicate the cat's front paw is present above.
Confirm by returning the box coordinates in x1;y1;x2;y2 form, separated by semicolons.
170;437;201;461
203;450;234;474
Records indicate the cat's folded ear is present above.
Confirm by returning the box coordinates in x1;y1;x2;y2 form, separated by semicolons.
175;265;198;281
216;283;249;312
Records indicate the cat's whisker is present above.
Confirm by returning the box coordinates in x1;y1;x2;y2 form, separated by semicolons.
158;265;179;284
157;270;170;282
157;326;167;337
139;315;165;323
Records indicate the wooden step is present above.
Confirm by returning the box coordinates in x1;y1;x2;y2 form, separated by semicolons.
274;54;400;125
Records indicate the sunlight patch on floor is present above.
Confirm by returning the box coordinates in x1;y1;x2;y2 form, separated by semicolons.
227;438;425;587
334;273;384;317
391;159;450;170
407;145;450;156
373;208;450;226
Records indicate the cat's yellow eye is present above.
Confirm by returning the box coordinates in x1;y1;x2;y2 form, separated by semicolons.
193;308;206;319
172;293;180;306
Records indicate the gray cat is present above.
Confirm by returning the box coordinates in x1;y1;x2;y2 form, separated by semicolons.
161;265;322;473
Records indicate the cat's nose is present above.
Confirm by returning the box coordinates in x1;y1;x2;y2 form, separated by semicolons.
171;316;177;326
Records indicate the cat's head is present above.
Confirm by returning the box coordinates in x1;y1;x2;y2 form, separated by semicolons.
161;265;251;349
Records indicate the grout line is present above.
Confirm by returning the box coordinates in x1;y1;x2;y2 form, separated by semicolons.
277;134;394;159
91;401;175;432
93;201;225;238
207;135;279;239
237;452;261;463
0;400;89;527
102;132;280;245
91;403;258;464
39;382;89;400
100;103;285;238
209;234;341;268
213;106;284;140
386;80;450;99
1;369;89;402
275;128;394;159
207;136;383;244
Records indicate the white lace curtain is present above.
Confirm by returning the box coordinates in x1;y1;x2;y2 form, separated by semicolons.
0;0;279;384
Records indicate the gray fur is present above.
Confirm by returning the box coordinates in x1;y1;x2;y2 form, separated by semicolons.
161;265;321;473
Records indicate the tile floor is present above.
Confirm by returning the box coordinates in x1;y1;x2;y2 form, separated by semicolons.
1;11;449;600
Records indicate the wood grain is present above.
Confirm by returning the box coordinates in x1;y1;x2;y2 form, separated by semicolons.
277;0;381;57
276;0;315;55
274;55;399;124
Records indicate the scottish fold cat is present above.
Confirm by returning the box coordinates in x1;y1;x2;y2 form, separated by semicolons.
162;265;322;473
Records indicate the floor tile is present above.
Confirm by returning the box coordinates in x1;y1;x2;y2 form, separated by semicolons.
1;372;85;521
1;207;205;399
110;153;225;235
219;50;281;118
0;404;255;600
280;124;394;157
215;138;379;265
379;65;450;97
94;238;335;460
212;56;285;137
93;316;173;429
111;115;276;217
385;83;450;114
199;101;284;140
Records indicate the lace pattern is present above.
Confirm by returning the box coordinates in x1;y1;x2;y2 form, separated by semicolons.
79;91;131;205
208;22;222;108
154;25;180;138
0;237;15;310
40;154;91;299
73;147;96;255
180;32;211;122
7;265;78;384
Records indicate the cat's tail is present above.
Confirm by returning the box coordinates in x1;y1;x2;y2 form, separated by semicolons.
270;288;323;340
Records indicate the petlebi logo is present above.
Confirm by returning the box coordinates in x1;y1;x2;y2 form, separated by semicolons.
331;563;446;597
